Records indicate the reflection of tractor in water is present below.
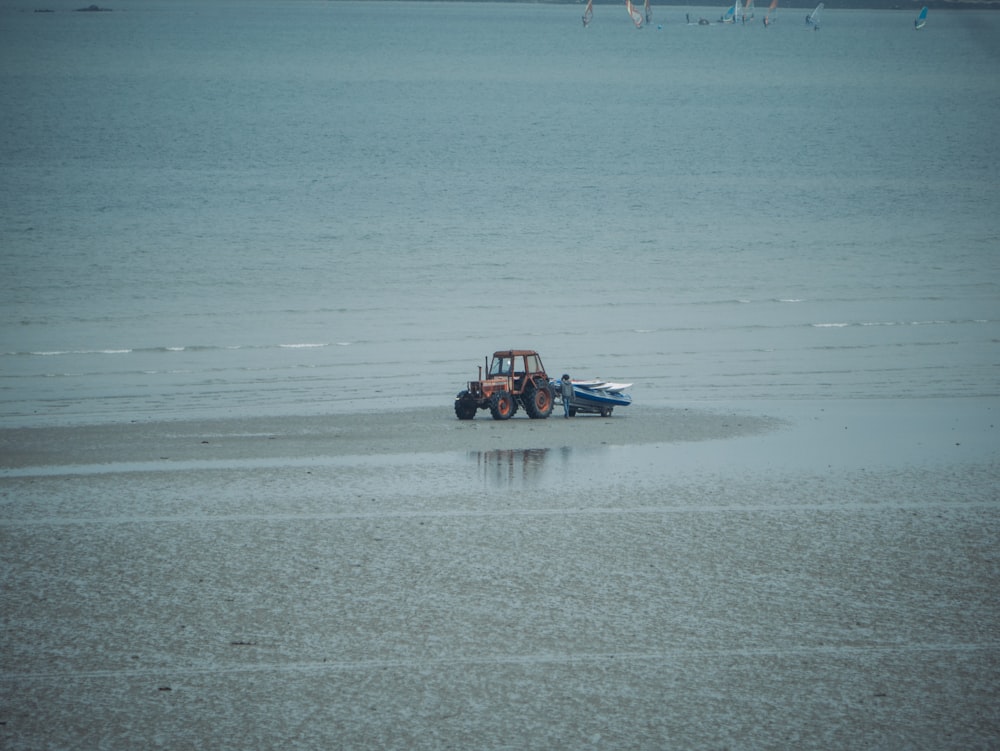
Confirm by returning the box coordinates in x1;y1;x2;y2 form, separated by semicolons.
454;349;554;420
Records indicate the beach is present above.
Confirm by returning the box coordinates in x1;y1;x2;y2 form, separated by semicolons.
0;404;780;469
2;2;998;746
2;401;998;749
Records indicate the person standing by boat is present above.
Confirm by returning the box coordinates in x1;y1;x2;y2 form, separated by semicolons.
560;374;574;418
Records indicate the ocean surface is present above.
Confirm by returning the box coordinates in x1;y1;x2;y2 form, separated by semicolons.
3;7;1000;748
2;0;998;426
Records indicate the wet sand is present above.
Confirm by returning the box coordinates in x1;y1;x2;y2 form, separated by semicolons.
2;402;998;749
0;405;779;469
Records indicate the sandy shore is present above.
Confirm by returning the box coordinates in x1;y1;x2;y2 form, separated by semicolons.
2;402;998;749
0;405;780;469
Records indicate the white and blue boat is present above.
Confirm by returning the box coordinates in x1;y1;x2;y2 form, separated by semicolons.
552;379;633;416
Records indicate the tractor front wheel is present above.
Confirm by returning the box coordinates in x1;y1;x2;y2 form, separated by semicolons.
454;390;477;420
489;391;515;420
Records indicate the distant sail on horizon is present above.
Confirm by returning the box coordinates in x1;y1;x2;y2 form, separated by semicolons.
914;5;928;29
582;0;593;26
806;1;823;27
626;0;644;27
764;0;777;25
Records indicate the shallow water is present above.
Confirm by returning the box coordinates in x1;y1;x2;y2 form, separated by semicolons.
1;1;998;425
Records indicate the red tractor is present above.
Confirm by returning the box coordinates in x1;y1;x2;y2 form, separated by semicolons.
454;349;554;420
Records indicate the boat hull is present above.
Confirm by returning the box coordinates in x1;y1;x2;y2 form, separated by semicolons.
551;380;632;416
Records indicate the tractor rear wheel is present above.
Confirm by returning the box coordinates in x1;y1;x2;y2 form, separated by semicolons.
489;391;515;420
524;383;553;419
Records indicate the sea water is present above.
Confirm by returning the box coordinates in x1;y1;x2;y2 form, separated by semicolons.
1;0;998;426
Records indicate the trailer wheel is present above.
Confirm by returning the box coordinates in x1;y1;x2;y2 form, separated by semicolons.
489;391;515;420
524;383;553;419
454;391;477;420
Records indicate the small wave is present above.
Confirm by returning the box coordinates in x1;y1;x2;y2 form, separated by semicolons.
27;349;133;356
777;298;804;303
5;342;348;359
815;320;961;329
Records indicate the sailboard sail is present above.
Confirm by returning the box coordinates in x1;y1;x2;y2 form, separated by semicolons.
722;2;736;22
764;0;777;25
626;0;644;28
582;0;593;26
644;0;652;26
805;1;822;27
743;0;755;22
914;6;927;29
